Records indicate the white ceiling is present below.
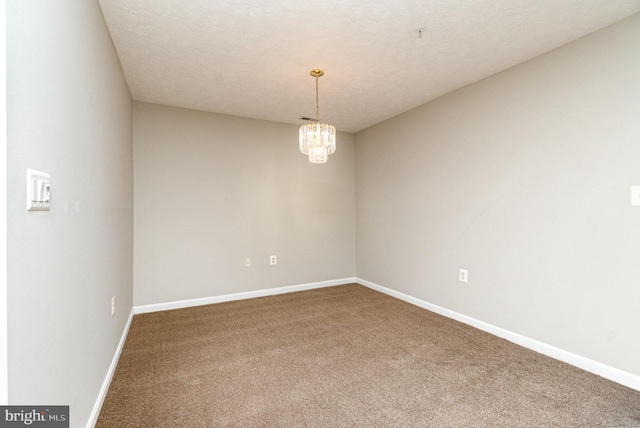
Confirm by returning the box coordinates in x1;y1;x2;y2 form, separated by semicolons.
98;0;640;133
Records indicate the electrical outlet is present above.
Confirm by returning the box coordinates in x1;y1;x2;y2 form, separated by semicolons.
111;296;116;316
270;255;277;265
245;258;251;267
459;269;468;283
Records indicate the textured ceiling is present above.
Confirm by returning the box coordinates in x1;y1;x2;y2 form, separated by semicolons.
98;0;640;133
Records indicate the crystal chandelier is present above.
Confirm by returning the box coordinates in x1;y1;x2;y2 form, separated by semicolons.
299;69;336;163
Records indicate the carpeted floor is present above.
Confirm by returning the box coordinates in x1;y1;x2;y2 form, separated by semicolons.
96;284;640;427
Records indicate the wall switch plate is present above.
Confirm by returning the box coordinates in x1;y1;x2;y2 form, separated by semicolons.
631;186;640;206
27;169;51;211
459;269;468;283
270;255;277;265
245;258;251;267
111;296;116;317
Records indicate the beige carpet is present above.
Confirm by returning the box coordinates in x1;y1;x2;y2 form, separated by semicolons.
96;284;640;427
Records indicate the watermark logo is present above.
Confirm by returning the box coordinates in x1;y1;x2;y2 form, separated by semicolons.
0;407;68;427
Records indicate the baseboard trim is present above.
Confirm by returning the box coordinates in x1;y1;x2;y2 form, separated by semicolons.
357;278;640;392
134;278;358;315
86;308;135;428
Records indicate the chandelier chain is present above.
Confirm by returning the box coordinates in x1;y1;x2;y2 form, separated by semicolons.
315;76;319;123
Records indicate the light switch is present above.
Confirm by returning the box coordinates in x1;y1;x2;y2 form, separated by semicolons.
27;169;50;211
31;178;39;202
43;182;51;202
631;186;640;207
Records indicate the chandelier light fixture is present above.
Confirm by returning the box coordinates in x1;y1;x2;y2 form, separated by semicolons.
299;69;336;163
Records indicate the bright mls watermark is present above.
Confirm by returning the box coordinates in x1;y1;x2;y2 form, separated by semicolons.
0;407;68;427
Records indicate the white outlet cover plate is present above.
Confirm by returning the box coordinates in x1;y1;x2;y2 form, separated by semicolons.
631;186;640;206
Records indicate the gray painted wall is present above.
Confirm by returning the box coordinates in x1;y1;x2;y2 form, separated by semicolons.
1;21;7;404
7;1;133;426
356;14;640;376
133;102;356;306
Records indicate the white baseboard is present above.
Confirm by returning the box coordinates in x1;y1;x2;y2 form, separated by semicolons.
86;308;135;428
134;278;357;314
357;278;640;392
